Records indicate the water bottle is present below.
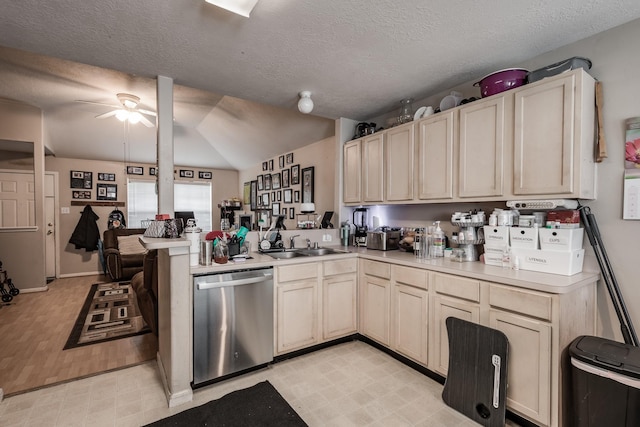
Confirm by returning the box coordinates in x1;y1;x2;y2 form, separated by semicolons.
340;221;351;246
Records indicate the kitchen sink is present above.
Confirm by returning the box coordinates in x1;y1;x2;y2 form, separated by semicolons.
264;247;348;259
265;250;308;259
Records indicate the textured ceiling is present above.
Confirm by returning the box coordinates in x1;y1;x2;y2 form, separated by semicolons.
1;0;640;169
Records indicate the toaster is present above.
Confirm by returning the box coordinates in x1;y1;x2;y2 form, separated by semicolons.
366;230;400;251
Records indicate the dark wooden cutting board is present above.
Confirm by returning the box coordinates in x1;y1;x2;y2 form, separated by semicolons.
442;317;509;427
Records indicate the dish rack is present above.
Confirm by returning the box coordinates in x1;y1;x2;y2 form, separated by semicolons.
450;220;485;261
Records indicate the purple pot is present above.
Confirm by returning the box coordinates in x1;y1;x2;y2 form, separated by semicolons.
473;68;528;98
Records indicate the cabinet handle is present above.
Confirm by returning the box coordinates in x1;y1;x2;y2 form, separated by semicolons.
492;354;501;409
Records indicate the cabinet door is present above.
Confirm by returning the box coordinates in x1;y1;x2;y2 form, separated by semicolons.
417;111;455;200
276;280;318;354
362;133;384;203
489;310;551;426
385;124;414;201
343;139;362;203
323;273;357;340
458;96;507;198
393;284;428;365
430;295;480;376
513;74;575;196
361;274;391;346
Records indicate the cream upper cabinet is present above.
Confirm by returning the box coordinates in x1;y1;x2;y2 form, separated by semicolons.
458;94;512;199
322;259;358;340
416;111;455;200
513;70;596;198
362;133;385;203
343;140;362;203
385;123;415;201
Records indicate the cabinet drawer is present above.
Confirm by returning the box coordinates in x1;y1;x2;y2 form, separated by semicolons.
489;283;552;321
361;259;391;279
433;273;480;302
277;263;318;283
392;265;428;290
324;258;357;276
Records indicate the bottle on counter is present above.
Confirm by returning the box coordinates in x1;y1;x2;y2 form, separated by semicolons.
432;221;444;257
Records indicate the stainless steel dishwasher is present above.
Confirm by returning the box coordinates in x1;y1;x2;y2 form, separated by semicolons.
193;267;273;387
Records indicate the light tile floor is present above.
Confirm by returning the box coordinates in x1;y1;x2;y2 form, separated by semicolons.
0;341;521;426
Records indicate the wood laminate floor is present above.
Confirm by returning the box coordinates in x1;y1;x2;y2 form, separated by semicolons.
0;275;158;397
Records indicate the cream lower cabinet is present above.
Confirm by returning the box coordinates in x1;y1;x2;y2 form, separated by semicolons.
429;272;481;376
276;258;358;355
360;259;391;346
392;265;428;365
275;263;319;354
323;259;358;340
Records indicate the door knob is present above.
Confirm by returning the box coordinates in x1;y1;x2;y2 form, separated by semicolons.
48;223;53;227
47;230;53;235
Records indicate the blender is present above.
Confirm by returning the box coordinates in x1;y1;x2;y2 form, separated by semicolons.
353;207;368;246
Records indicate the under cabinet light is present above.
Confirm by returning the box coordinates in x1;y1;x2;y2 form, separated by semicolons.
205;0;259;17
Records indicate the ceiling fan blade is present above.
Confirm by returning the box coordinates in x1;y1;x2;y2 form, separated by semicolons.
138;108;157;117
139;114;155;127
95;110;118;119
76;100;121;109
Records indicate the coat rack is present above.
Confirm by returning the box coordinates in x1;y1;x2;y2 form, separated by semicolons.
70;201;125;207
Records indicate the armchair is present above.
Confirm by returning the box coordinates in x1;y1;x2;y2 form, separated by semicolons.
103;228;147;281
131;249;158;335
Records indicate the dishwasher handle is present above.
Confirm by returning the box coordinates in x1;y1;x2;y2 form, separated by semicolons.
196;273;272;290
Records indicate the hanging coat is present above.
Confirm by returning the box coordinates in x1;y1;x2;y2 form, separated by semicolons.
69;205;100;251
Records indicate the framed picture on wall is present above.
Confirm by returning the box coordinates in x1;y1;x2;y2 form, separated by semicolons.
286;153;294;164
291;164;300;185
282;207;287;217
282;169;290;188
272;172;281;189
272;203;280;217
126;166;143;175
243;182;251;205
269;159;274;171
250;181;257;211
198;171;212;179
98;172;115;181
72;190;91;199
71;170;92;189
294;190;300;203
179;169;194;178
262;193;269;207
264;173;272;191
277;190;282;202
262;161;268;171
257;175;264;191
279;155;285;169
97;183;117;201
302;166;314;203
289;207;295;219
284;189;292;203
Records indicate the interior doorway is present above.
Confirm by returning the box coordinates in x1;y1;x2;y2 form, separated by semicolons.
45;172;59;279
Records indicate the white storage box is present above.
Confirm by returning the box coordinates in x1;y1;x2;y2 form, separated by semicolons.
510;227;539;249
483;226;510;248
510;248;585;276
483;245;507;267
539;228;584;251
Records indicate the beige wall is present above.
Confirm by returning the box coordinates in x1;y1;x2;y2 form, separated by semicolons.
0;99;46;290
43;157;238;277
238;136;336;231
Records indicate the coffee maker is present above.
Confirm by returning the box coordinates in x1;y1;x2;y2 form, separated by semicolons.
353;207;368;246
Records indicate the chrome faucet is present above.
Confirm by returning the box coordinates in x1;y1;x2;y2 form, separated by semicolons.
306;238;311;249
289;234;300;249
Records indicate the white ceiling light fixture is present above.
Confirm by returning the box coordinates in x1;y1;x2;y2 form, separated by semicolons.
205;0;259;17
298;91;313;114
77;92;157;127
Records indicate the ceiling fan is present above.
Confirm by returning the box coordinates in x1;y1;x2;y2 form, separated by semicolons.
77;93;156;127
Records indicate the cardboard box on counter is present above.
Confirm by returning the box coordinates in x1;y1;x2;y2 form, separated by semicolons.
510;248;585;276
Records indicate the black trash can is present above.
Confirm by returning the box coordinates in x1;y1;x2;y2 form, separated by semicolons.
569;335;640;427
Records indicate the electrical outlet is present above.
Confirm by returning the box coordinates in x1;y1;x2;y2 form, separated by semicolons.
61;207;70;214
325;234;332;242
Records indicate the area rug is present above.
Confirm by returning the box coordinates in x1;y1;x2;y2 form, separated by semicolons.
63;281;150;349
145;381;308;427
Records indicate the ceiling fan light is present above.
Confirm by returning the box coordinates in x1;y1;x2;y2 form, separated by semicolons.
128;111;142;124
298;91;313;114
117;93;140;109
205;0;259;17
115;109;129;121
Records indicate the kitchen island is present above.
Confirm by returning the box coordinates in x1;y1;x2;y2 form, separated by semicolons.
144;236;598;427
